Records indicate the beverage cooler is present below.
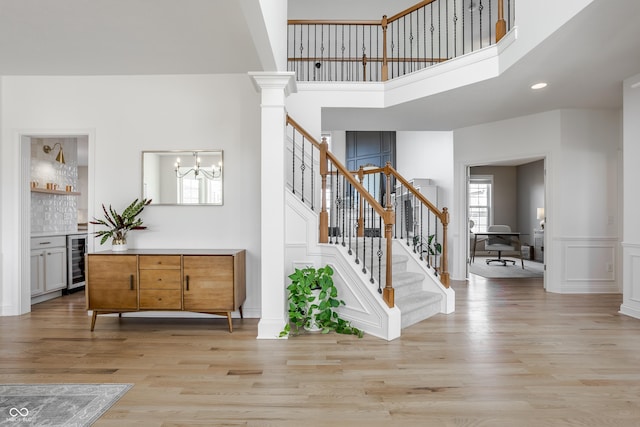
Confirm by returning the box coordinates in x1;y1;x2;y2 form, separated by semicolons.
67;234;87;291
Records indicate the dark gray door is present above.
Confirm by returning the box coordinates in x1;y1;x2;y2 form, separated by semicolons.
346;131;396;202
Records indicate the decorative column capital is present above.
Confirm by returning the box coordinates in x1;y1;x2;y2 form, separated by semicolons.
249;72;297;105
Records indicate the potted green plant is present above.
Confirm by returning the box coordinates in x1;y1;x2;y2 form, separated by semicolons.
90;198;152;251
280;265;363;338
427;234;442;270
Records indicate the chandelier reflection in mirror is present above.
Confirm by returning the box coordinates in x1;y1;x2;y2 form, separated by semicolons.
142;150;223;205
174;152;222;180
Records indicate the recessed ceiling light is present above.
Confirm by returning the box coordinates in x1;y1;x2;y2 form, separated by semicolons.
531;82;548;90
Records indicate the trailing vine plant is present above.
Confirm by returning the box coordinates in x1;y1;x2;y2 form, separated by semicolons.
280;265;363;338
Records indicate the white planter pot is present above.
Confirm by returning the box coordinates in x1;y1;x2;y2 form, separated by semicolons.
112;238;128;252
304;288;322;332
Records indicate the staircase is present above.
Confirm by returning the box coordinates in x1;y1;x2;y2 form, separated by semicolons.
391;254;442;328
356;239;445;329
285;115;454;340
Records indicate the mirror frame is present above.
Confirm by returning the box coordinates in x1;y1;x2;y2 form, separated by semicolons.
141;149;224;206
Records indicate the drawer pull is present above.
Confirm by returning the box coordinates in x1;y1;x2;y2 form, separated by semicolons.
39;241;51;245
185;275;189;291
130;275;134;290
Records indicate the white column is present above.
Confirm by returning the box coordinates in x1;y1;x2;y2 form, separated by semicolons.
249;72;296;339
621;73;640;318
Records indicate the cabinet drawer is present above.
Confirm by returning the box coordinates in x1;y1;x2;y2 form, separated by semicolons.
140;270;181;290
31;235;66;249
140;290;182;310
139;255;181;270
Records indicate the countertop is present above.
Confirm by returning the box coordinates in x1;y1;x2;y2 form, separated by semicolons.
31;230;89;238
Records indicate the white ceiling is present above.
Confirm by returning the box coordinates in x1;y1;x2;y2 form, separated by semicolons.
0;0;262;75
1;0;638;133
322;0;640;131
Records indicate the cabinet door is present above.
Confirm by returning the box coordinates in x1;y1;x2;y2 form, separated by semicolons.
30;250;45;296
183;256;233;311
87;255;138;310
44;246;67;292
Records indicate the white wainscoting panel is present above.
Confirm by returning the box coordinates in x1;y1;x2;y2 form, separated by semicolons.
620;244;640;318
558;238;619;293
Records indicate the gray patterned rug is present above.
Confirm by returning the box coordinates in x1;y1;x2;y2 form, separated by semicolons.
470;256;544;279
0;384;132;426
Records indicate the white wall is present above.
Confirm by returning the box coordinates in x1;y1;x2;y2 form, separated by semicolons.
454;109;621;292
0;74;262;316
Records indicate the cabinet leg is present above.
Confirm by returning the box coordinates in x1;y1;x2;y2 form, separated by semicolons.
226;312;233;333
90;311;98;331
239;305;244;319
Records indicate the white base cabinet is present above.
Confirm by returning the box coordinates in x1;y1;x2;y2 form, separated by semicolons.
31;236;67;298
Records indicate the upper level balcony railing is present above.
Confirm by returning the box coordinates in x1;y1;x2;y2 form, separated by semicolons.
288;0;515;82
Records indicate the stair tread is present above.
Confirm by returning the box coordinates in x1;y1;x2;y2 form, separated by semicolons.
396;291;442;311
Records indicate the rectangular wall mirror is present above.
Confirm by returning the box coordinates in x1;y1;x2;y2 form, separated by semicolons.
142;150;223;205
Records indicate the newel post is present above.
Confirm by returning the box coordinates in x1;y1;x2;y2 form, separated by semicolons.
381;15;389;81
383;163;395;307
496;0;507;42
440;207;450;287
319;138;329;243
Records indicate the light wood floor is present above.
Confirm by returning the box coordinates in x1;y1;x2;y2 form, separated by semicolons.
3;276;640;426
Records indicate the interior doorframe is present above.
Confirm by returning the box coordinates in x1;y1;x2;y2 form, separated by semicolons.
461;154;548;287
18;129;95;314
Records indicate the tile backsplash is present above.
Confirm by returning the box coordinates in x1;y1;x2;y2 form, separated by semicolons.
31;138;79;234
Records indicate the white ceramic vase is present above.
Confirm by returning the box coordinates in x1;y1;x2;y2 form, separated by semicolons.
111;237;128;252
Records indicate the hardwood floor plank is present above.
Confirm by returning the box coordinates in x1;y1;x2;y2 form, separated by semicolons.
2;277;640;425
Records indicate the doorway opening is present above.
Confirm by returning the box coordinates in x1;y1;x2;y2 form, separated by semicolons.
22;133;91;310
466;157;545;281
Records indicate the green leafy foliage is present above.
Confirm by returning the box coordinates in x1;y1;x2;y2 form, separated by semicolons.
90;198;152;245
280;265;363;338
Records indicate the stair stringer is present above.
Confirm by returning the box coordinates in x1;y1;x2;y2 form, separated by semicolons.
285;190;401;341
392;240;456;314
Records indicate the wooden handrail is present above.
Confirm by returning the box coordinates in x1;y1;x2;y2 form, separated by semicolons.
288;57;448;64
286;115;322;150
286;115;389;221
288;19;382;26
387;0;438;24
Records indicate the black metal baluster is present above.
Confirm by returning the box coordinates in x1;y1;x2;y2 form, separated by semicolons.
399;184;404;240
393;189;398;238
341;173;346;246
462;0;466;54
454;0;458;58
362;199;367;274
348;183;353;255
427;209;432;269
335;169;341;244
423;3;427;68
430;3;435;66
488;0;492;45
355;190;360;264
300;135;305;203
438;0;442;61
419;202;424;260
291;129;296;195
310;139;314;211
470;0;474;51
446;0;449;59
479;0;484;49
409;13;413;73
377;214;382;287
369;205;375;283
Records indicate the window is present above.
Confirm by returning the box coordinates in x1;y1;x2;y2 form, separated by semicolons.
468;176;492;232
177;170;222;204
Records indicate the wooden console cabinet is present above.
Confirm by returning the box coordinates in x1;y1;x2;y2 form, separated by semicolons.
86;249;246;332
